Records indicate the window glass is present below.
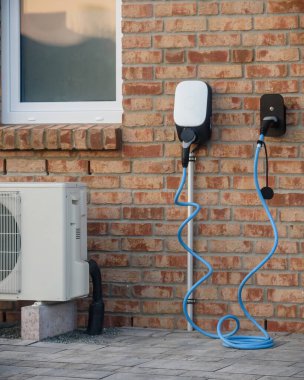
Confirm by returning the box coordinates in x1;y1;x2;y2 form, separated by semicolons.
20;0;116;102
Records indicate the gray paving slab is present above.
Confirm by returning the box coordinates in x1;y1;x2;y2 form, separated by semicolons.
217;362;301;376
0;328;304;379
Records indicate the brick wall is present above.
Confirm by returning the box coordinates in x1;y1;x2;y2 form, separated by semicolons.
1;0;304;333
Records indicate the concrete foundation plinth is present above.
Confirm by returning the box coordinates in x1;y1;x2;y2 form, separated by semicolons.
21;301;76;341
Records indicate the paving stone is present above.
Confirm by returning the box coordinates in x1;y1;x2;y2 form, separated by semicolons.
0;328;304;380
138;358;233;371
181;371;260;380
217;362;301;376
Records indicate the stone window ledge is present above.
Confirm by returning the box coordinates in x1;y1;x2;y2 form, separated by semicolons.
0;124;122;151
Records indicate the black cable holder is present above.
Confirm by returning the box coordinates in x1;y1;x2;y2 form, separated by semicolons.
257;140;274;200
187;299;196;304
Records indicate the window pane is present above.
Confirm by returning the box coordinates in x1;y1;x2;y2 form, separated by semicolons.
20;0;116;102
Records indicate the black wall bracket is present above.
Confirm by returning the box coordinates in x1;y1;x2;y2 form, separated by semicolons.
260;94;286;137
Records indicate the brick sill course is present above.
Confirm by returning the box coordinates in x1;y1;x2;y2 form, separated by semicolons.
0;124;122;151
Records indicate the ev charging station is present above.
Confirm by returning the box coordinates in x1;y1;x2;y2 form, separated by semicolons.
173;81;286;350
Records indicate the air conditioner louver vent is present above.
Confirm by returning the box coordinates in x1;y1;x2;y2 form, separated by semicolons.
0;192;21;294
76;228;81;240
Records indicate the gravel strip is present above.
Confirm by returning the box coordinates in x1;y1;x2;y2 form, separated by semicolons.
0;324;120;344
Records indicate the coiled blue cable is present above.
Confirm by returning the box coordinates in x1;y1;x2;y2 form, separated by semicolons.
174;133;278;349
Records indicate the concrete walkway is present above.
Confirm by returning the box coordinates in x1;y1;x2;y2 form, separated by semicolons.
1;328;304;379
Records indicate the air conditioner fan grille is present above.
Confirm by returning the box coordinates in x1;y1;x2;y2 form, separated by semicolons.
0;192;21;294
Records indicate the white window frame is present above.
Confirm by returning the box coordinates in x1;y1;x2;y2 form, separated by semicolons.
1;0;122;124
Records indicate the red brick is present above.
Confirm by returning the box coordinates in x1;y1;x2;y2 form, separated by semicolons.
123;113;163;127
243;32;286;46
188;50;229;63
123;98;153;111
121;175;163;190
31;125;46;150
199;223;241;237
290;64;304;76
88;207;120;220
6;159;46;173
90;252;129;268
246;64;287;78
209;240;252;253
290;32;304;45
155;66;196;79
88;127;103;150
123;82;162;96
234;207;275;221
277;305;297;318
209;16;252;31
106;300;140;313
255;80;298;93
210;208;231;220
123;51;162;64
91;191;132;205
16;126;32;150
47;160;88;174
256;273;298;287
143;270;185;284
45;126;61;150
232;49;253;62
133;160;175;174
279;177;304;190
132;285;173;298
198;65;242;79
213;97;242;110
290;258;304;271
134;191;174;205
267;321;304;333
221;1;263;14
268;289;304;303
268;145;298;158
155;3;197;17
122;128;154;143
122;238;163;252
122;67;153;80
280;208;304;222
122;4;153;18
256;48;299;61
165;18;206;32
90;160;130;174
244;224;286;238
133;316;174;329
199;33;240;47
210;144;253;158
210;80;253;94
268;0;304;13
154;35;196;48
123;207;163;220
222;192;260;206
122;35;151;49
165;50;185;63
122;144;162;158
111;223;152;236
255;15;298;29
2;127;16;150
87;237;120;251
104;269;141;283
122;20;163;33
143;300;181;314
198;2;219;15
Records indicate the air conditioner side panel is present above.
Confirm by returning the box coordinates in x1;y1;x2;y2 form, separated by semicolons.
20;187;67;301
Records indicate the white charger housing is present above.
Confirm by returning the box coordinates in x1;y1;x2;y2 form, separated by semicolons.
174;81;209;127
174;80;212;152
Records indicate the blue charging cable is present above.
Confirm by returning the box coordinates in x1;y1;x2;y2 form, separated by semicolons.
174;133;278;349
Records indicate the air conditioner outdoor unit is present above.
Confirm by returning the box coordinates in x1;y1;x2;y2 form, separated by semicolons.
0;183;89;301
